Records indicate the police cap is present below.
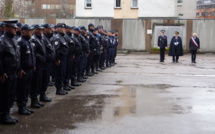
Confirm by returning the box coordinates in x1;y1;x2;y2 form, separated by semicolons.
42;23;54;29
21;24;34;31
17;22;23;28
161;30;165;33
73;27;82;32
88;23;94;27
80;26;86;30
33;24;44;29
55;23;66;28
65;25;73;29
2;20;18;28
0;22;4;27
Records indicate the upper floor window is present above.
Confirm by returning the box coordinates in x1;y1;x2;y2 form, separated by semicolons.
131;0;138;8
85;0;92;8
115;0;121;8
177;0;183;4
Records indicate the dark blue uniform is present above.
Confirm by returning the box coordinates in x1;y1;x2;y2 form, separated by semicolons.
0;31;20;124
53;32;69;95
158;35;167;62
71;32;83;84
16;35;35;112
41;33;55;99
30;33;46;106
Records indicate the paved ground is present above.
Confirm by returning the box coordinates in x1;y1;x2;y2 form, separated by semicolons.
0;53;215;134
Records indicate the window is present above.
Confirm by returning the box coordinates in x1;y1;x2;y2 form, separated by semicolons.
131;0;138;8
177;0;183;4
85;0;92;8
115;0;121;8
42;4;50;9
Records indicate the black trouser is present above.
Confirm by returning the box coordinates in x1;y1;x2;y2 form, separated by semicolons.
31;61;45;101
71;55;81;80
172;56;179;62
80;53;87;76
191;50;197;62
94;54;100;70
86;50;94;73
64;56;73;86
109;47;114;65
41;62;52;95
160;48;165;61
17;69;33;108
55;56;67;89
0;73;17;115
113;46;117;63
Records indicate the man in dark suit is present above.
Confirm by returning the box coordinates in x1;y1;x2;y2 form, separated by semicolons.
157;30;167;62
189;33;200;63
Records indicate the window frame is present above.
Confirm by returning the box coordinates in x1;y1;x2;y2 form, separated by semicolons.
85;0;92;9
131;0;138;8
115;0;121;8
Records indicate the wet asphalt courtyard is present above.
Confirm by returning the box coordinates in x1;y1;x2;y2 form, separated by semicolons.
1;53;215;134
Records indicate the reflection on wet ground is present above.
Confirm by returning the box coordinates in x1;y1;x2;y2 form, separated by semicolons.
1;54;215;134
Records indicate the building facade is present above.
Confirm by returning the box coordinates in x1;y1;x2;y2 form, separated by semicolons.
196;0;215;19
176;0;196;19
13;0;76;18
76;0;196;19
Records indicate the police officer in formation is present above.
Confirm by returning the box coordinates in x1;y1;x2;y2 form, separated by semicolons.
0;20;118;125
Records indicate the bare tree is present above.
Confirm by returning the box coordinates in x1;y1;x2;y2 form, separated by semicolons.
4;0;15;17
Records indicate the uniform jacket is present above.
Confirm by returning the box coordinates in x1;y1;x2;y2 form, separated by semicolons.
168;36;183;56
72;33;82;56
64;32;75;58
81;33;90;54
17;35;36;70
0;32;20;75
42;33;55;62
158;35;167;48
80;34;89;54
88;30;96;50
52;32;69;61
189;37;200;50
30;34;46;63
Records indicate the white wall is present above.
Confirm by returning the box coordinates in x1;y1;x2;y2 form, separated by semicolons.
138;0;177;17
76;0;114;18
177;0;196;19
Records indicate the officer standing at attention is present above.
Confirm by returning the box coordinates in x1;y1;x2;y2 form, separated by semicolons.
40;23;55;102
71;27;83;85
53;23;69;95
63;25;75;90
16;24;35;115
157;30;168;62
189;33;200;63
81;26;94;77
0;20;20;125
169;31;183;63
30;24;46;108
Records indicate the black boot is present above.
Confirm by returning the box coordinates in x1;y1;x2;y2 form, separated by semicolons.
71;80;81;86
77;77;86;82
40;94;52;102
82;75;88;79
18;107;31;115
31;100;41;108
86;71;94;76
0;114;18;125
25;108;34;113
56;88;67;95
63;85;72;91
